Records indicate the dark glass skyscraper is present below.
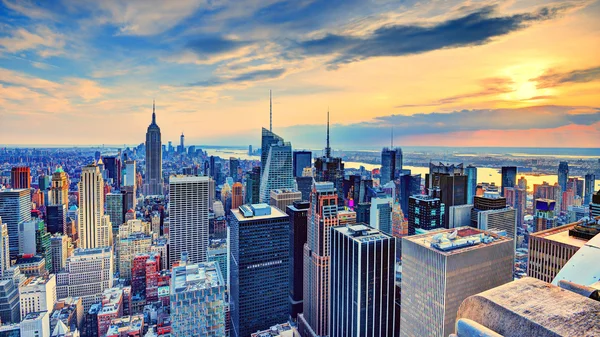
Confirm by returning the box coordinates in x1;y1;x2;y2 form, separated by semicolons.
287;201;309;320
46;204;66;234
230;204;290;337
584;173;596;205
426;163;467;227
229;157;240;181
293;151;312;177
380;147;403;186
144;101;163;196
408;195;443;235
501;166;517;197
314;111;344;205
245;166;261;205
102;156;121;189
465;165;477;204
399;173;421;216
558;161;569;193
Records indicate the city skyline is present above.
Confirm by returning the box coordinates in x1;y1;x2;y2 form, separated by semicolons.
1;1;600;148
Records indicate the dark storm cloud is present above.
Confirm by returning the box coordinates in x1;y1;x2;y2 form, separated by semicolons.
292;4;576;68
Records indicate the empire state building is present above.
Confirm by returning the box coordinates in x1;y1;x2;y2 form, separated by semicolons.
144;101;163;195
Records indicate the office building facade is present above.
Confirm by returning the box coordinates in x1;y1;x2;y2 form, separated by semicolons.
287;201;309;320
293;151;312;178
401;228;513;337
230;204;290;337
0;189;31;258
407;195;443;235
330;224;398;337
259;140;294;204
500;166;517;197
78;164;110;249
169;175;210;267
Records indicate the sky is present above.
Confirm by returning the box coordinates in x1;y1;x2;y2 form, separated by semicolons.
0;0;599;149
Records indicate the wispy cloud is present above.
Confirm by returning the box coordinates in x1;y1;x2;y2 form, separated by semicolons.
533;66;600;88
0;25;65;57
185;68;286;87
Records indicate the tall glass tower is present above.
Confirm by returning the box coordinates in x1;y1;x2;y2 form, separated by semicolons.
259;139;294;204
144;101;163;196
465;165;477;204
558;161;569;193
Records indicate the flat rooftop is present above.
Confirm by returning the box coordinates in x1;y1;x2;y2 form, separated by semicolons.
403;227;512;256
231;204;287;221
531;220;593;248
333;224;393;243
171;262;224;295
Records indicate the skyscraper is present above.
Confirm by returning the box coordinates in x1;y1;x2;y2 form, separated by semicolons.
168;175;209;267
399;173;421;216
370;195;393;235
0;221;10;275
408;194;443;235
245;166;261;205
78;164;110;249
504;187;526;228
584;173;595;205
231;182;244;210
270;189;302;212
533;199;558;232
229;157;240;181
299;182;338;337
259;139;294;204
293;151;312;178
144;101;163;196
500;166;517;197
0;189;32;258
123;160;136;189
105;193;125;229
287;201;309;320
425;163;467;227
330;224;398;337
314;111;345;205
170;261;225;337
465;165;477;204
558;161;569;193
102;156;121;189
10;167;30;189
179;132;185;154
401;228;513;337
50;167;69;209
380;147;403;186
230;204;289;337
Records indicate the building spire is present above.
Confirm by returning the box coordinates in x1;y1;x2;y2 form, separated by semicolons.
152;99;156;124
269;90;272;132
325;108;331;158
391;126;394;148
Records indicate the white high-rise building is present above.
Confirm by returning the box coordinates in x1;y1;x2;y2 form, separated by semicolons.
19;275;56;319
168;176;209;267
370;196;393;235
21;311;50;337
18;220;38;255
56;246;114;311
259;141;294;204
123;160;137;187
78;164;110;249
0;221;10;275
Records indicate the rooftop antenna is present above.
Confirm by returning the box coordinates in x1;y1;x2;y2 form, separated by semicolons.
269;90;272;132
152;99;156;124
391;126;394;148
325;108;331;158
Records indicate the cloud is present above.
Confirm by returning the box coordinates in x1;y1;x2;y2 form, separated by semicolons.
185;68;286;87
533;66;600;88
292;4;579;68
0;25;65;57
397;77;514;108
89;0;209;36
186;36;250;56
278;105;600;147
2;0;56;20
